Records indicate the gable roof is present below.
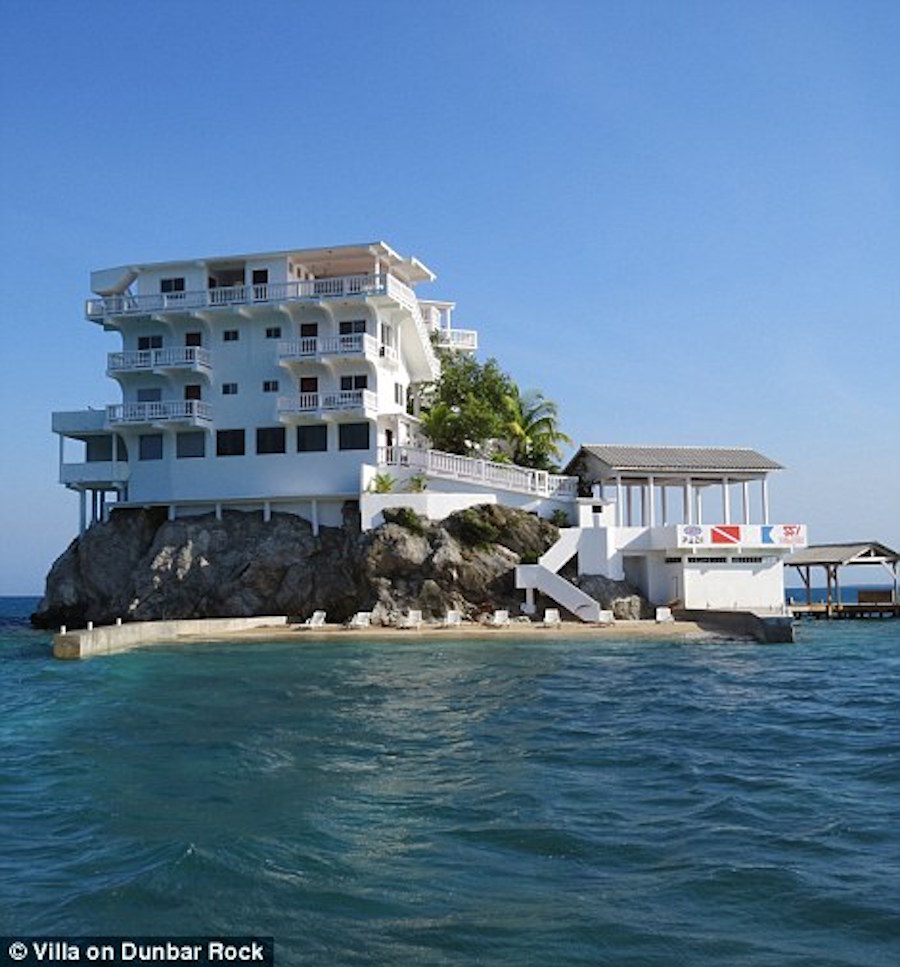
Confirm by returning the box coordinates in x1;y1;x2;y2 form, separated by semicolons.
568;444;782;475
785;542;899;567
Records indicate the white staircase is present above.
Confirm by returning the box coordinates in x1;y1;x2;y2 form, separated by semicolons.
516;528;603;623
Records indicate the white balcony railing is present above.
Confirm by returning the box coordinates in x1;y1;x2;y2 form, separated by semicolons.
434;328;478;352
277;389;378;419
86;273;392;319
107;346;212;373
106;400;212;425
377;445;578;500
277;334;398;365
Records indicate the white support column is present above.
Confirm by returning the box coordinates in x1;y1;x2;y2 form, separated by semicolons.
648;475;656;527
215;502;222;521
684;477;693;525
58;434;64;480
722;477;731;524
626;486;633;526
616;476;624;527
311;498;319;536
661;485;668;526
79;490;87;536
263;501;271;523
742;481;750;524
695;485;703;525
168;505;176;521
762;477;770;525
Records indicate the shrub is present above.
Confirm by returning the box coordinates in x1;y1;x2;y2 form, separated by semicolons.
549;509;570;528
370;472;396;494
406;473;427;493
452;507;501;548
385;506;425;535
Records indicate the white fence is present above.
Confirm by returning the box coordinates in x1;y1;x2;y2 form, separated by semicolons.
106;400;213;424
107;347;212;372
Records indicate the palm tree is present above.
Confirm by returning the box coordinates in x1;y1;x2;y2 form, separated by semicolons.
503;386;572;470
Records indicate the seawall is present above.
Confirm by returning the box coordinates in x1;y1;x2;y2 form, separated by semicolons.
53;616;289;660
673;609;795;643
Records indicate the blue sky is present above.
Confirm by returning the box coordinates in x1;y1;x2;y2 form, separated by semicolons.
1;0;898;594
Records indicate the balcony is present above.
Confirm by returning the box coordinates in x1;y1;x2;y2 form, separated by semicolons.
277;389;378;423
278;334;398;368
86;273;394;320
433;328;478;352
106;400;212;427
60;461;130;488
107;346;212;376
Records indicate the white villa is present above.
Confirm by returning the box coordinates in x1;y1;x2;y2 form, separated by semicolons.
53;242;806;621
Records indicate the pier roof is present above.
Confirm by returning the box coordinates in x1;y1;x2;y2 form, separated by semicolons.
569;445;782;476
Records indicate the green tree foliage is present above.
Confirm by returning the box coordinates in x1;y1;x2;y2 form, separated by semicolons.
421;354;571;471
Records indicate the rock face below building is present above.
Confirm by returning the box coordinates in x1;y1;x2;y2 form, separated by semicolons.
31;505;566;630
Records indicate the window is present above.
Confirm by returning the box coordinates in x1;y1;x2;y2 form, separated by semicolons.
256;427;286;454
300;376;318;394
86;437;113;462
184;384;202;401
137;387;162;403
300;322;318;338
222;383;238;395
216;429;245;456
223;329;239;342
297;425;327;452
265;326;282;339
263;380;279;393
394;382;404;406
160;277;185;293
339;320;366;335
185;331;202;347
137;335;163;351
177;431;206;459
340;374;367;391
339;422;370;451
252;269;269;285
139;434;163;460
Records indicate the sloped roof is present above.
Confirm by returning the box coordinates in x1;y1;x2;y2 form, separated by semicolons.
570;444;782;474
785;542;899;567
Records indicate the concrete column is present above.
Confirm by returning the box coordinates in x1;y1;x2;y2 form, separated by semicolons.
626;486;633;526
79;490;87;536
616;476;624;527
168;505;176;521
263;501;271;523
695;486;703;525
215;502;222;521
661;485;668;526
762;478;770;525
742;481;750;524
311;498;319;536
58;434;64;478
684;477;693;525
648;475;656;527
722;477;731;524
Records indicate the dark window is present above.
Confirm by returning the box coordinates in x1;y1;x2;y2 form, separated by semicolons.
216;429;245;456
339;422;370;451
340;374;367;391
300;376;318;394
394;383;404;405
300;322;318;338
137;335;163;351
184;384;202;401
160;277;185;293
222;383;238;395
137;387;162;402
139;434;163;460
185;331;202;347
256;427;286;454
223;329;239;342
86;437;113;462
297;424;328;453
262;380;279;393
252;269;269;285
339;320;366;335
177;431;206;459
265;326;282;339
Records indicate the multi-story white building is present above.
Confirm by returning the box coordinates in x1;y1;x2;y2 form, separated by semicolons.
53;242;481;533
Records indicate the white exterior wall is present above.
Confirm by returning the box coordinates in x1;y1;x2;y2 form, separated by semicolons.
681;559;784;611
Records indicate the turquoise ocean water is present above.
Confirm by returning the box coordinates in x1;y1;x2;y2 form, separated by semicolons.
2;596;898;966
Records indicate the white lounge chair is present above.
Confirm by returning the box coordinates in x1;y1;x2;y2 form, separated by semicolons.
655;607;674;623
299;610;326;629
542;608;562;627
490;609;510;627
399;609;422;630
347;611;371;629
443;610;461;628
597;610;614;625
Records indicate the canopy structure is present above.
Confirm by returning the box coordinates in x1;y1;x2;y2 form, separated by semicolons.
785;542;899;606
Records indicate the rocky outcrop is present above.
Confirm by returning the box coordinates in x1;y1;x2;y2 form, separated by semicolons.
574;574;655;620
31;504;560;630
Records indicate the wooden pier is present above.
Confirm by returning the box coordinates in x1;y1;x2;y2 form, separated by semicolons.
790;601;900;620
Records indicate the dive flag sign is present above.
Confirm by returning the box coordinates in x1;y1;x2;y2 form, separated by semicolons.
710;525;741;545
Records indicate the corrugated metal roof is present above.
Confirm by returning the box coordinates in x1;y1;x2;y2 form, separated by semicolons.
785;542;900;566
573;444;782;474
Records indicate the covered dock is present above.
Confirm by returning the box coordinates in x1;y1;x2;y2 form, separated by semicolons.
786;542;899;618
